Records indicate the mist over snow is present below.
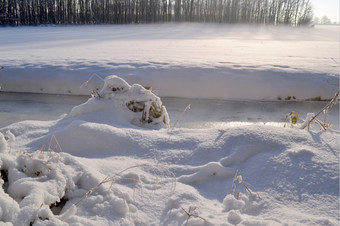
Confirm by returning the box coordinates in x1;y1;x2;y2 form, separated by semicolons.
0;24;339;100
0;24;339;226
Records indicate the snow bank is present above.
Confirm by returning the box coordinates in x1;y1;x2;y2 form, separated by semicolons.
0;24;339;100
1;87;339;225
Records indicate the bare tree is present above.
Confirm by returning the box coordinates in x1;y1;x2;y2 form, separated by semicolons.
0;0;314;26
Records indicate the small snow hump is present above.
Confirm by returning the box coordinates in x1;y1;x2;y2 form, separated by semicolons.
97;75;131;98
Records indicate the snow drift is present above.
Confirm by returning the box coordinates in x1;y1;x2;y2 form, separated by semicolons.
1;119;339;225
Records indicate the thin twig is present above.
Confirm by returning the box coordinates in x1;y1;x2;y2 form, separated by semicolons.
232;170;239;198
182;207;206;226
38;145;46;158
169;104;191;131
306;91;339;130
311;91;339;122
74;164;176;206
80;73;104;89
48;134;63;153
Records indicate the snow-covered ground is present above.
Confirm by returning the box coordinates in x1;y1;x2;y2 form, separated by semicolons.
0;24;339;100
0;24;339;225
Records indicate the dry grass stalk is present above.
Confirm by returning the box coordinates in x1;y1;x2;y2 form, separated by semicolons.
301;91;339;131
80;73;104;89
232;170;260;200
169;104;191;131
182;206;206;226
48;134;63;153
232;170;239;199
74;163;176;206
38;145;46;158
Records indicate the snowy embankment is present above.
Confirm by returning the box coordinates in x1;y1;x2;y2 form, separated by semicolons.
0;24;339;100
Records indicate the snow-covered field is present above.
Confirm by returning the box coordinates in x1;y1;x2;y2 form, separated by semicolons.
0;24;339;225
0;24;339;100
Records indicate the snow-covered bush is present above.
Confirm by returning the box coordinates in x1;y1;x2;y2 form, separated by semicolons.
78;75;170;128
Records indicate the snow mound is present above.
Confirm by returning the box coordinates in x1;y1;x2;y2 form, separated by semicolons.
68;75;170;129
0;148;176;225
1;119;339;225
177;162;234;185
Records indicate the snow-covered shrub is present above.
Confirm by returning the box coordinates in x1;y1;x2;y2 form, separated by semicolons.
82;75;170;128
16;151;52;177
0;147;80;225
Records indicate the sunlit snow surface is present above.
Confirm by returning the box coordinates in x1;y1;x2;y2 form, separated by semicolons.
0;24;339;100
1;92;339;225
0;24;339;226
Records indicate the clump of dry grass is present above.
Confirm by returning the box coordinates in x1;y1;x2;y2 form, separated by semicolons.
232;170;260;200
300;91;339;131
285;91;339;131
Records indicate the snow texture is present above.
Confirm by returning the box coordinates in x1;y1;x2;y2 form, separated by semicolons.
1;87;339;225
0;24;339;226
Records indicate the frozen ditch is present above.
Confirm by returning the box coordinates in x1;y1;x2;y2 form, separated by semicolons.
1;92;338;130
0;75;338;225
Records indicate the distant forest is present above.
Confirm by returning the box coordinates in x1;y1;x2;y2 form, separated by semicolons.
0;0;314;26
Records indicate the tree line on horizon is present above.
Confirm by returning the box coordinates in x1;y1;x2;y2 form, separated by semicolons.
0;0;314;26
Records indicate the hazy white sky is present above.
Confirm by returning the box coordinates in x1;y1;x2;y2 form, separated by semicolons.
310;0;339;22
